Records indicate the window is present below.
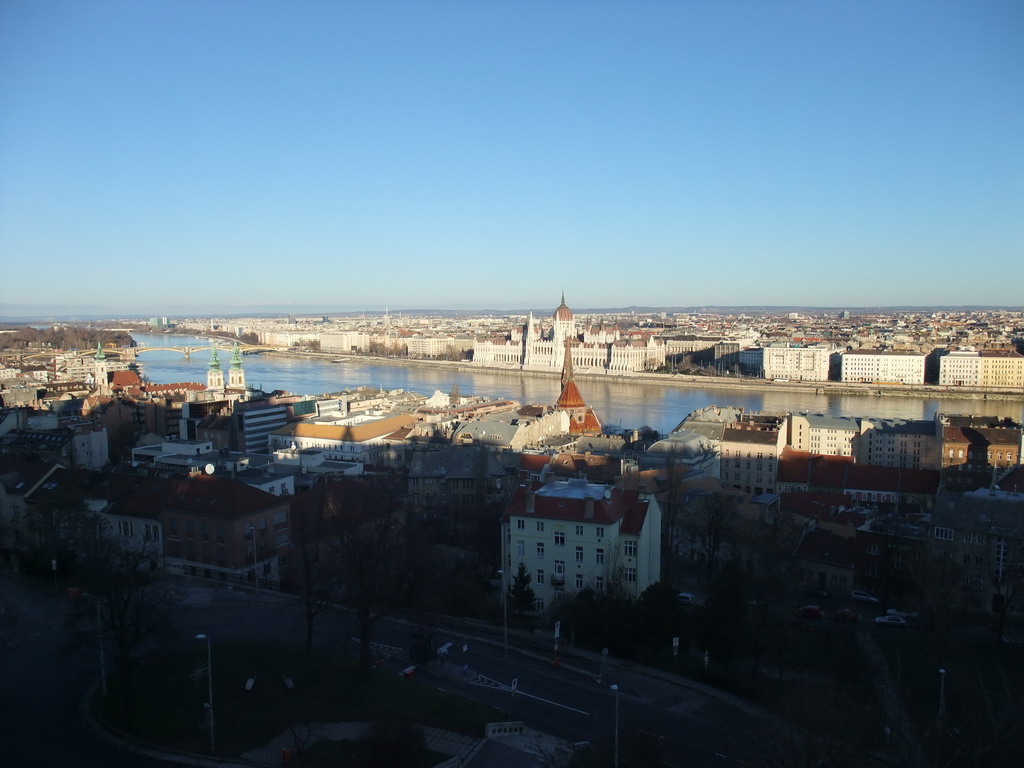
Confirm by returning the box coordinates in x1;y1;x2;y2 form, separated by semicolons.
144;523;160;541
554;588;564;600
624;540;637;558
625;567;637;583
595;548;604;565
536;521;545;532
516;540;525;557
575;546;584;563
867;544;879;555
575;574;584;589
517;519;525;530
575;525;584;536
596;527;605;539
536;569;544;585
554;560;565;578
536;542;545;559
933;527;953;541
536;598;545;611
118;520;134;537
595;576;604;591
554;531;565;546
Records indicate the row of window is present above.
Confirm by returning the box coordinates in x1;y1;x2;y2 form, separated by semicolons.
516;519;606;539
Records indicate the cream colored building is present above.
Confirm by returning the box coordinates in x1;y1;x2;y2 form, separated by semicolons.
939;350;1024;388
789;413;859;456
840;350;925;385
501;479;662;611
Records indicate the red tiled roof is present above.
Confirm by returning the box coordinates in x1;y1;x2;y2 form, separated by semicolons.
556;380;587;409
503;483;649;534
111;370;142;388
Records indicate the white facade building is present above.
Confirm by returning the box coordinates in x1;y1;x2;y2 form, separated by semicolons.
501;479;662;612
840;350;926;385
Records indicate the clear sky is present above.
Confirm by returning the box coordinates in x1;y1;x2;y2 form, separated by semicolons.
1;1;1022;316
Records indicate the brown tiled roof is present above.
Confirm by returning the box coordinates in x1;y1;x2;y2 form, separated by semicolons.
278;414;417;443
111;370;142;388
163;474;284;519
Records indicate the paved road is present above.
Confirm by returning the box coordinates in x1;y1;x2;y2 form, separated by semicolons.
1;574;761;766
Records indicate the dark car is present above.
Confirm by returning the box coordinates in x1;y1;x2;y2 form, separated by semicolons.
796;605;823;620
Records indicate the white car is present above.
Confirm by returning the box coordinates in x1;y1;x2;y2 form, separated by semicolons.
874;614;908;627
851;590;880;604
677;592;697;606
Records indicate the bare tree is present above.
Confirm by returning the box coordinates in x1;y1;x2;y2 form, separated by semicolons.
289;485;340;654
68;537;179;714
684;491;738;583
321;478;416;669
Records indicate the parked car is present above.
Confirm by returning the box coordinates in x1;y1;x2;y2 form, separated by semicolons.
851;590;880;604
795;605;823;620
677;592;697;606
874;614;909;627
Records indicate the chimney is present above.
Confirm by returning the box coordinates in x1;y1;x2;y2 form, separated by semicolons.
585;497;594;519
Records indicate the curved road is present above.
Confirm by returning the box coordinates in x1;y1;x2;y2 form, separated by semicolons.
1;574;760;766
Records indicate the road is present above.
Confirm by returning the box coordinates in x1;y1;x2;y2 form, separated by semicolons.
1;574;760;766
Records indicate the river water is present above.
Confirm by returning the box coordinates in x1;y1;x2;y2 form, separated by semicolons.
131;334;1023;437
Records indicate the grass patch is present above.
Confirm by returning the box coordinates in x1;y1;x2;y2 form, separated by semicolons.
93;641;500;758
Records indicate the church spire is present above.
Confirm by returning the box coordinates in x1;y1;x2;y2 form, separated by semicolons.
560;335;574;390
208;343;222;370
94;341;106;361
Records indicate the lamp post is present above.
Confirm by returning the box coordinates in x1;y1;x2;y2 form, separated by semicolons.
938;668;946;721
497;569;508;654
610;684;620;768
196;634;214;751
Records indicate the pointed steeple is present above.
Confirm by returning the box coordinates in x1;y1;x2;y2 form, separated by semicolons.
94;341;106;361
560;335;574;390
230;342;243;368
208;343;222;370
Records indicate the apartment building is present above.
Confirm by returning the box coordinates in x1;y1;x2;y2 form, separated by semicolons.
840;350;926;385
940;350;1024;389
501;478;662;611
789;413;859;456
738;344;831;381
720;414;788;494
856;418;939;470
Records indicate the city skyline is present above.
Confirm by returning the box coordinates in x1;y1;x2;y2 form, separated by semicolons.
2;1;1022;315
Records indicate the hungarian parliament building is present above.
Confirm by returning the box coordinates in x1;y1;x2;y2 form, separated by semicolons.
472;294;666;375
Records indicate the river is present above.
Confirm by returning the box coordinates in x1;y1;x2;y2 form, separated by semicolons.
130;334;1023;436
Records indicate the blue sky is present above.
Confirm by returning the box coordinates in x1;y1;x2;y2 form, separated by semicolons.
1;1;1022;316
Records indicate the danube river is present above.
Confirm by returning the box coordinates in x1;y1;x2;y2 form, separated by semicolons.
131;335;1023;437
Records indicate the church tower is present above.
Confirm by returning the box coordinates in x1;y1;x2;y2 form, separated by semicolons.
555;336;602;435
228;342;246;389
93;341;110;395
207;344;225;390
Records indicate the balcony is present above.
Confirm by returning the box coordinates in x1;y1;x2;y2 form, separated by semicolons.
551;573;565;586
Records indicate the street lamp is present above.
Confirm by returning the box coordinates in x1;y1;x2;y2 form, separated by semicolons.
497;569;508;654
610;684;620;768
196;634;215;752
938;668;946;721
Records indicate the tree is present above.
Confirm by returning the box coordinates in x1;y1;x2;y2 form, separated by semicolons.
289;485;341;654
68;537;179;714
508;562;536;614
321;477;417;669
684;491;738;583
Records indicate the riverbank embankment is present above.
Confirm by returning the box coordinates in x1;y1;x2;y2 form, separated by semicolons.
267;350;1024;403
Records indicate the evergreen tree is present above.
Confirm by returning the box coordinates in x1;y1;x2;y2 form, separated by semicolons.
509;562;536;614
